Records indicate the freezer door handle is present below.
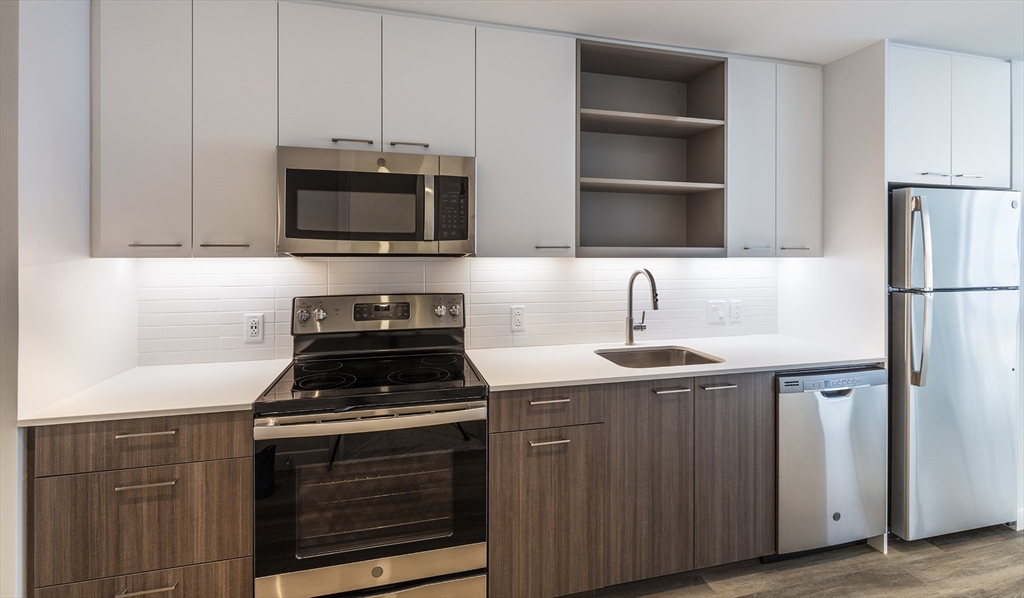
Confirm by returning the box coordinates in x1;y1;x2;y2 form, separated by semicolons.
911;292;933;387
910;195;934;291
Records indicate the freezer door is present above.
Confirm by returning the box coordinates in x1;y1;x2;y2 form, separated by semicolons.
890;289;1020;541
890;187;1020;290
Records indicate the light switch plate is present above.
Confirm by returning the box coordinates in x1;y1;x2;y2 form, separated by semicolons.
707;300;727;324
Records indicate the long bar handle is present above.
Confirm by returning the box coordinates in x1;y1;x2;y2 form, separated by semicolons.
116;583;178;597
920;172;951;176
331;137;374;145
652;388;691;395
128;243;182;248
700;384;738;391
529;398;570;405
199;243;249;248
115;479;178;492
911;292;933;387
423;174;435;241
743;246;772;251
529;438;571;447
390;141;430;148
254;406;486;441
954;174;985;178
780;246;810;251
535;245;571;250
114;429;177;440
911;195;934;290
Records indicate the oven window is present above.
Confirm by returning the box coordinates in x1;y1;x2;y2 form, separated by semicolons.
285;169;423;241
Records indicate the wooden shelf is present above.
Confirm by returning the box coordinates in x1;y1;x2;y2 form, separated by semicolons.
580;108;724;139
580;177;724;195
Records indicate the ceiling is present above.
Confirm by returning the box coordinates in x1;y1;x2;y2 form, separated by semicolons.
342;0;1024;64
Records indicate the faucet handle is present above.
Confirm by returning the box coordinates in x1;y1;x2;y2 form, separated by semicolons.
633;310;647;332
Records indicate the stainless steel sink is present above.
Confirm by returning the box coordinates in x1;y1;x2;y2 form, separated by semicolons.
595;346;724;368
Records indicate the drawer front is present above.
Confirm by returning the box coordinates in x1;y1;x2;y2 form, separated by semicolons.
489;385;604;433
33;411;252;477
35;557;253;598
34;458;253;587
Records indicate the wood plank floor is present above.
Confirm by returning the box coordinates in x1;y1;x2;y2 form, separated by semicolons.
585;526;1023;598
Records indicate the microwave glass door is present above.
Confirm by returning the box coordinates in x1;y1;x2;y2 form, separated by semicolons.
285;169;425;241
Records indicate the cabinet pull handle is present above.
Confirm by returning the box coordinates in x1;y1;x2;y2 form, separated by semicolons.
920;172;951;177
199;243;249;248
529;438;571;447
114;429;177;440
652;388;691;395
534;245;571;250
116;583;178;597
780;247;810;251
115;479;178;492
529;398;570;405
128;243;182;248
332;137;374;145
390;141;430;148
700;384;738;391
743;246;772;251
955;174;985;178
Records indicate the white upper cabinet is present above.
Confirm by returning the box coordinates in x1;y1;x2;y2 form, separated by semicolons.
383;16;476;156
727;59;777;257
92;0;192;257
888;45;1010;188
776;64;823;257
193;0;278;257
476;28;576;257
279;2;382;150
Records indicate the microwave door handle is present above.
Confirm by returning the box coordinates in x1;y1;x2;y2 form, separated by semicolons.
423;174;435;241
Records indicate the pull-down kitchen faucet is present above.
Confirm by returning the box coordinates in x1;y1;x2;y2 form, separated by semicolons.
626;269;659;345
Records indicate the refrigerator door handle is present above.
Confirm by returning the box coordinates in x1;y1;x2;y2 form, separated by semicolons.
911;292;933;387
910;195;934;291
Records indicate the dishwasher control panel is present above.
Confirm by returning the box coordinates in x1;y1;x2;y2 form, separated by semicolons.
778;367;887;393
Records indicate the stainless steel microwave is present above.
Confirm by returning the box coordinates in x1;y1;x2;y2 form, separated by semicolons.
277;146;475;256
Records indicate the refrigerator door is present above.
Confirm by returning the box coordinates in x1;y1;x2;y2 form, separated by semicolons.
890;187;1020;290
890;289;1020;541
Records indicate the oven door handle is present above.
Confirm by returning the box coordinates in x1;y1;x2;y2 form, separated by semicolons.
253;406;486;440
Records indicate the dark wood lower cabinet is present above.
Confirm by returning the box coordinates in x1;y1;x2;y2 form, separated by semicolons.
606;379;694;586
489;424;605;598
34;557;253;598
693;372;776;569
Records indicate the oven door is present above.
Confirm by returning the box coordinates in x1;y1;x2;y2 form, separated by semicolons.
277;146;440;255
253;403;486;598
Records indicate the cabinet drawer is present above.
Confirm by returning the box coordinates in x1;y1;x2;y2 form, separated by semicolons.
32;411;252;477
35;557;253;598
33;458;253;587
488;385;604;433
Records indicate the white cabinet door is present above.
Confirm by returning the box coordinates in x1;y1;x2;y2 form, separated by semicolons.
727;59;776;257
279;2;381;150
92;0;192;257
476;28;576;257
193;0;278;257
382;15;475;156
951;55;1011;188
887;45;953;186
776;64;823;257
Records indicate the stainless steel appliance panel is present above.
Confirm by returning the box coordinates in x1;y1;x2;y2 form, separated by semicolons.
777;368;888;554
890;289;1020;541
890;187;1021;290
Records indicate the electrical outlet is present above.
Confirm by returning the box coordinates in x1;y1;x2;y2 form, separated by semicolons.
510;305;526;332
707;300;727;324
245;313;264;343
729;299;742;322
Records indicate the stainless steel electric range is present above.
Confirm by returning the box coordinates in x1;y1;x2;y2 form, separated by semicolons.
253;294;487;598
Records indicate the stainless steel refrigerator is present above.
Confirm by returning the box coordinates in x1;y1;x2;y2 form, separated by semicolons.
890;187;1021;541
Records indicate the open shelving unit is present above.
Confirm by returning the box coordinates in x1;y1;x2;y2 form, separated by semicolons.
576;41;727;257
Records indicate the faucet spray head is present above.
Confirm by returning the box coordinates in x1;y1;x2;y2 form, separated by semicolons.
643;268;660;310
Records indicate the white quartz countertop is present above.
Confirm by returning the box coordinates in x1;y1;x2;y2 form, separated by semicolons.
18;359;291;427
466;334;884;392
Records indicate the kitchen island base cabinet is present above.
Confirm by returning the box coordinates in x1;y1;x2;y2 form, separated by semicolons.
694;372;776;568
34;558;253;598
489;424;606;598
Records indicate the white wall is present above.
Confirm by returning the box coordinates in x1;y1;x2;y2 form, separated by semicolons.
778;41;888;359
0;0;23;594
17;0;137;417
135;257;779;364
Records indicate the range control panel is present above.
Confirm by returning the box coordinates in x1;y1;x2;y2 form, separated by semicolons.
293;293;465;335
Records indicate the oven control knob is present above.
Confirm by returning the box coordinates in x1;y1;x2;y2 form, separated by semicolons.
313;308;328;322
296;308;310;323
449;304;462;317
434;304;448;318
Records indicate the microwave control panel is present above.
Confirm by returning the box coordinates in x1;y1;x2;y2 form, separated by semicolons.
436;176;469;241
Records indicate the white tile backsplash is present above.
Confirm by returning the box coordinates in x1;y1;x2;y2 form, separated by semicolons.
135;257;778;365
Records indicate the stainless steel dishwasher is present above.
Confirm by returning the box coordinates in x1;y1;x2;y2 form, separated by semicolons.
777;367;887;555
